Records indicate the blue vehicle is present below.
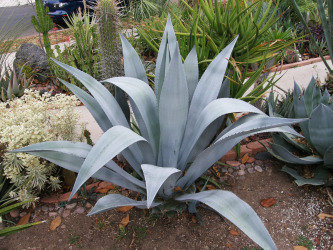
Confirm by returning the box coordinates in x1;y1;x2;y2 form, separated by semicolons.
43;0;96;24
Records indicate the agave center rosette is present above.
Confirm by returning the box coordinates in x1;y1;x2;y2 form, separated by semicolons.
12;16;308;250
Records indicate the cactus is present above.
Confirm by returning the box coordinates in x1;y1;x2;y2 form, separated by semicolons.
31;0;54;59
95;0;123;79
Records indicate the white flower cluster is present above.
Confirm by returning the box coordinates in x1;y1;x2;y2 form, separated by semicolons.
0;90;84;203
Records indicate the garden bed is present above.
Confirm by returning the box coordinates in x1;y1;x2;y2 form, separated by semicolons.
2;159;332;249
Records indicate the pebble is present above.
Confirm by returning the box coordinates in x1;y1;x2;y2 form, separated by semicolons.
65;203;77;210
247;167;254;174
74;207;85;214
58;207;64;215
254;165;263;173
85;202;92;209
62;210;71;218
10;209;19;218
42;205;49;212
255;160;263;165
227;168;234;173
20;212;27;217
239;164;246;171
49;212;58;217
60;225;66;229
237;170;245;176
226;160;241;167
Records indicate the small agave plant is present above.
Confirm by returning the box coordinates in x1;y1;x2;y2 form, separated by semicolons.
266;78;333;186
12;17;306;249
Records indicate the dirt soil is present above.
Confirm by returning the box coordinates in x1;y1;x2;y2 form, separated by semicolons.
1;160;332;250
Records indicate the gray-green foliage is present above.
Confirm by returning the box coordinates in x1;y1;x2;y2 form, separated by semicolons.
266;78;333;185
12;17;307;250
95;0;123;79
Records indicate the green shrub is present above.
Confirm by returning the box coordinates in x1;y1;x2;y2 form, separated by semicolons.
13;17;306;249
0;90;84;203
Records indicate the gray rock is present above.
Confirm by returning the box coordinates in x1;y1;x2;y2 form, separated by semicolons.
239;164;246;171
74;207;85;214
62;209;70;218
42;205;49;212
60;225;66;229
227;168;234;173
237;170;245;176
254;165;263;173
247;167;254;174
19;212;27;217
65;203;77;210
10;209;19;218
58;207;64;215
49;212;58;217
255;160;263;165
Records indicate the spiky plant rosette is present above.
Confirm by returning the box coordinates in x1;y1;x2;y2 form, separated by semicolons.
12;17;307;249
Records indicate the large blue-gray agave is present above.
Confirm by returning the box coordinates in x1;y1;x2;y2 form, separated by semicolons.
12;17;307;249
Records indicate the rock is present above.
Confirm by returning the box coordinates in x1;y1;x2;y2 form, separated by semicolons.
239;164;246;171
226;160;241;167
19;212;27;217
65;203;77;210
13;43;51;82
42;205;49;212
60;225;66;229
85;203;92;209
237;170;245;176
247;167;254;174
74;207;85;214
49;212;58;217
227;168;234;173
10;209;19;218
58;207;64;215
247;157;255;163
254;165;263;173
254;152;273;161
62;210;70;218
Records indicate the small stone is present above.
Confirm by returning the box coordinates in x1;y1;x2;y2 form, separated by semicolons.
85;203;92;209
239;164;246;171
255;160;263;165
60;225;66;229
42;205;49;212
59;238;63;242
62;210;70;218
247;167;254;174
58;207;64;215
49;212;58;217
227;168;234;173
74;207;85;214
254;165;263;173
237;170;245;176
19;212;27;217
48;206;54;212
65;203;77;210
226;160;241;167
10;209;19;218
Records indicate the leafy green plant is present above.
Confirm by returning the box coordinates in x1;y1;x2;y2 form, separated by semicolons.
266;78;333;185
130;0;165;22
12;17;306;249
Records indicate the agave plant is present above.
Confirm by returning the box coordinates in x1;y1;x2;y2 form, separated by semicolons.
11;17;306;249
266;78;333;185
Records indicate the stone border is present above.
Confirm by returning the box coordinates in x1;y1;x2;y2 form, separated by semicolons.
269;55;331;72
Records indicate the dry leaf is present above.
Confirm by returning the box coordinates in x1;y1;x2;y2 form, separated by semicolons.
174;186;183;192
293;246;308;250
191;215;198;223
117;206;134;212
119;214;130;228
50;216;62;231
229;229;240;236
96;188;111;194
226;243;233;247
206;185;216;190
17;212;31;226
260;197;275;207
317;213;333;219
241;153;249;164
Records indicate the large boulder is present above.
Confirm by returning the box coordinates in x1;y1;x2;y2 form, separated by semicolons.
13;43;51;83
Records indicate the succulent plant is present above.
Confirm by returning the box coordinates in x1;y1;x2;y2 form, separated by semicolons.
12;17;306;249
0;67;30;102
266;78;333;186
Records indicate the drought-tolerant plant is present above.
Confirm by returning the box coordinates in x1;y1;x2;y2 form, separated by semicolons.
0;90;84;202
129;0;165;22
13;18;306;249
266;78;333;185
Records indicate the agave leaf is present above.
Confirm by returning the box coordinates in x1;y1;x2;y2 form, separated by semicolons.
281;166;328;186
322;88;330;105
293;81;310;140
303;77;316;116
179;115;307;188
183;37;238;150
312;84;322;109
279;132;313;153
142;164;181;208
309;104;333;156
120;33;148;83
184;46;199;101
323;145;333;168
27;151;144;193
271;134;297;152
178;98;264;170
70;126;153;200
175;190;277;250
165;14;177;62
159;45;189;167
103;77;159;158
88;194;161;216
58;79;112;132
265;142;323;165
